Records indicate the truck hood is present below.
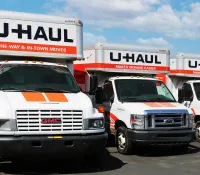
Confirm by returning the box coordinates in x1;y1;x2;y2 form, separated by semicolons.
0;91;94;119
120;102;192;115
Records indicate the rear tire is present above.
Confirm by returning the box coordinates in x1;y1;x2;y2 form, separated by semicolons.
195;121;200;143
116;126;133;155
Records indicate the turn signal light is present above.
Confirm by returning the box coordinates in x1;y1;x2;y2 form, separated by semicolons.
98;106;105;113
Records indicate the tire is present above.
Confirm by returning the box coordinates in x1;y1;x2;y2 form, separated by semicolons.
116;126;133;155
195;121;200;143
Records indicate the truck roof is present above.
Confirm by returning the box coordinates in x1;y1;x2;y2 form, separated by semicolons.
0;10;82;25
0;10;83;61
186;80;200;83
0;60;67;67
85;42;170;54
74;42;170;75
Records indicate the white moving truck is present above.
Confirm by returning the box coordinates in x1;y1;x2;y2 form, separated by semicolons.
167;53;200;142
0;11;107;162
74;42;194;155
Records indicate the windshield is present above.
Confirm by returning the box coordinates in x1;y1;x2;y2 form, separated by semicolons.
0;64;80;93
193;83;200;101
115;79;176;102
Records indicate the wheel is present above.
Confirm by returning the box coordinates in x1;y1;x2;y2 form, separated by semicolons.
195;121;200;143
116;126;133;155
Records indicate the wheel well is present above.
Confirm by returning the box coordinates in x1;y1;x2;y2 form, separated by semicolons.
115;120;127;130
194;115;200;123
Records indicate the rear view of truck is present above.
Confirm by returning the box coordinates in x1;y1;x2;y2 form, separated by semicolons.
0;10;107;162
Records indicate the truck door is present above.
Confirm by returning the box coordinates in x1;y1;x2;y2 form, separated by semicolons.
179;83;194;108
101;81;115;134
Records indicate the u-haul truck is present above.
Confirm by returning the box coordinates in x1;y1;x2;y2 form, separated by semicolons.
74;42;194;155
0;10;107;162
167;53;200;143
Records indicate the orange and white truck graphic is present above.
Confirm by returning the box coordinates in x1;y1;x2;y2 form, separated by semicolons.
74;42;194;155
0;10;107;162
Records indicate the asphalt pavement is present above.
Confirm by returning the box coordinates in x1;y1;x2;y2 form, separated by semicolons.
0;142;200;175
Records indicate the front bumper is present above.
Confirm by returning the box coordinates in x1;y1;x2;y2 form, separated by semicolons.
127;129;194;146
0;132;108;159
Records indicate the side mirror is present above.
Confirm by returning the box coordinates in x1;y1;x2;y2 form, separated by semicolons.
110;96;114;103
178;89;184;103
95;87;103;104
90;76;98;92
188;95;194;102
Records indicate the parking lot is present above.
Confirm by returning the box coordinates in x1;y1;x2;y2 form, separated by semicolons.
0;141;200;175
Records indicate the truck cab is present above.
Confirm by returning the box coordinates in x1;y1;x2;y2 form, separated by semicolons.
74;42;194;155
168;53;200;142
0;11;107;162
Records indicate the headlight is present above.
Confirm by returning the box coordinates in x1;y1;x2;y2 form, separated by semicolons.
188;114;194;128
130;114;145;130
88;118;104;129
0;119;12;131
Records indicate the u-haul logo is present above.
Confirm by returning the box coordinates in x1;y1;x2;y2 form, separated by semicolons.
110;52;161;64
0;22;74;43
188;60;200;69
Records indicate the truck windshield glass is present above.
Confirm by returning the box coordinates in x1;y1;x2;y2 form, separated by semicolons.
0;64;80;93
115;79;176;102
193;83;200;101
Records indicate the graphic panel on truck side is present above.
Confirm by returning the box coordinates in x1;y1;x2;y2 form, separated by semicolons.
103;50;169;72
0;17;81;58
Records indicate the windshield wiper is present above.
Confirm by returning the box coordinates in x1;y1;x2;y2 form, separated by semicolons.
35;87;72;93
120;97;151;102
151;97;175;102
0;87;38;92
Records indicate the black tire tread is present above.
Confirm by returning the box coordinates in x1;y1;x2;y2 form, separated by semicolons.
116;126;133;155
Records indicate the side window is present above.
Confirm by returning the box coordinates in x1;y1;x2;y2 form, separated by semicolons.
102;81;114;102
182;83;193;101
156;82;174;100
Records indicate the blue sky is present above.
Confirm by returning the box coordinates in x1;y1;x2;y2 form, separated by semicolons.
1;0;200;56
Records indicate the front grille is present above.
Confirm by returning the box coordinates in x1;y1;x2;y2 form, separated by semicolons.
146;113;188;129
16;110;83;132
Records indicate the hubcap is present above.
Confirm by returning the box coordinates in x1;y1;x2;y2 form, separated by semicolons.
118;132;126;149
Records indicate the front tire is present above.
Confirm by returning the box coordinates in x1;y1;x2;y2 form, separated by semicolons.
195;121;200;143
116;126;133;155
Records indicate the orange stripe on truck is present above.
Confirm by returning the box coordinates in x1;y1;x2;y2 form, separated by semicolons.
74;63;170;72
170;70;200;75
45;93;68;102
143;102;163;107
159;102;176;107
144;102;176;107
22;92;46;102
0;41;77;55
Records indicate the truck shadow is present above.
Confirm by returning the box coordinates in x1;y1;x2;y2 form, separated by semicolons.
106;134;200;157
135;143;200;157
0;149;126;174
